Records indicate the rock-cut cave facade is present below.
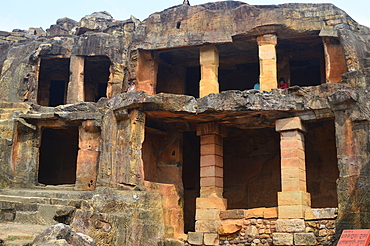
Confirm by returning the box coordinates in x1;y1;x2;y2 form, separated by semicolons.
1;1;370;245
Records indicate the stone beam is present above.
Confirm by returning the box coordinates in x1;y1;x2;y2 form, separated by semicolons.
276;117;311;219
322;37;347;84
136;50;158;95
67;56;85;104
257;34;277;91
199;46;219;98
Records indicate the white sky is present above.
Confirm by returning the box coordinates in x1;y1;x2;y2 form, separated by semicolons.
0;0;369;32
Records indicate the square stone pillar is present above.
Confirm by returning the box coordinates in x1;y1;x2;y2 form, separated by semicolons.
76;120;100;191
199;46;219;98
195;122;227;233
322;37;347;84
67;55;85;104
136;49;158;95
257;34;277;91
276;117;311;219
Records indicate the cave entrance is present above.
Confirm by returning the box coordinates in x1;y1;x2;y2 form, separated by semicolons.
84;56;111;102
155;47;200;98
182;131;200;233
218;41;259;91
223;127;281;209
37;58;70;106
277;36;325;87
306;119;339;208
142;120;200;234
38;127;78;185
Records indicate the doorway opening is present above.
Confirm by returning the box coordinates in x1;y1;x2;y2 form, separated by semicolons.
142;120;200;234
223;127;281;209
218;41;259;91
37;58;70;106
84;56;111;102
38;127;78;185
277;36;325;87
305;119;339;208
182;131;200;233
155;47;200;98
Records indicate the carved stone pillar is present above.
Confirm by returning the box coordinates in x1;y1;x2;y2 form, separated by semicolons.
276;117;311;219
67;56;85;104
76;120;100;190
322;37;347;83
195;122;227;233
199;46;219;98
257;34;277;91
136;50;158;95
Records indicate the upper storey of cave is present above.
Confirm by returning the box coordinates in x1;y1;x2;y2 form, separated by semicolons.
132;1;364;50
1;1;370;103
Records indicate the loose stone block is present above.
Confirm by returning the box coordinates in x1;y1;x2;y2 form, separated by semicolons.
218;220;243;235
219;209;245;220
245;207;265;219
278;191;311;206
276;219;305;232
294;233;316;245
204;233;219;245
311;208;337;219
304;207;317;220
195;220;221;233
195;209;220;220
278;205;310;219
187;232;204;245
264;207;278;219
273;233;294;245
196;197;227;209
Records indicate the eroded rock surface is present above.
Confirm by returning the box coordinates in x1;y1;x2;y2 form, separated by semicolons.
1;1;370;246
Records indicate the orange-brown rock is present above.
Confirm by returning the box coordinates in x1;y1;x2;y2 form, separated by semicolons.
217;220;243;235
1;2;370;246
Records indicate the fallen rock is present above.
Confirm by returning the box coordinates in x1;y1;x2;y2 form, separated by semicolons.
217;220;243;235
32;223;96;246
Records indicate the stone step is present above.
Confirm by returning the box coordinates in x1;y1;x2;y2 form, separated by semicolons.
0;189;95;225
0;194;84;207
0;222;48;246
0;200;77;225
0;188;94;200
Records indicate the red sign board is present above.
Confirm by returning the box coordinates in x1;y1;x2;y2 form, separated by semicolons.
337;229;370;246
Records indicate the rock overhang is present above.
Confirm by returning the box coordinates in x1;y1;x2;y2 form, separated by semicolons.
104;83;366;129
